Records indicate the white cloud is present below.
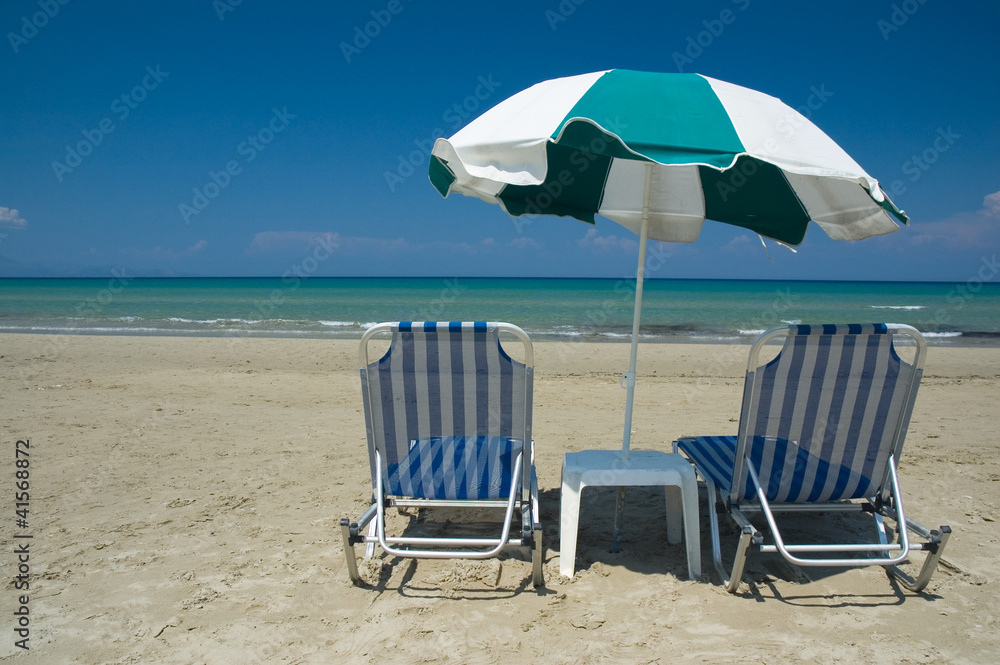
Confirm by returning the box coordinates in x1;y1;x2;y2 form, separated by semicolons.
906;212;1000;249
577;227;638;252
984;190;1000;218
0;207;27;228
245;231;518;259
121;240;208;262
421;239;477;255
893;192;1000;249
246;231;340;255
510;236;540;250
903;192;1000;249
721;233;754;253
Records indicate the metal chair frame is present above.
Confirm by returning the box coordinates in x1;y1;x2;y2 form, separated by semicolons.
677;324;950;593
341;322;544;587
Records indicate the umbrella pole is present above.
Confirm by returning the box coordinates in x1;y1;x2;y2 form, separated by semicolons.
611;163;653;553
621;162;653;456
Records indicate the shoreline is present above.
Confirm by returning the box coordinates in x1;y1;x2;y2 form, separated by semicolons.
1;327;998;347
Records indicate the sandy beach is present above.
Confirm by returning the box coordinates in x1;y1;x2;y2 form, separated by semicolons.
2;332;998;664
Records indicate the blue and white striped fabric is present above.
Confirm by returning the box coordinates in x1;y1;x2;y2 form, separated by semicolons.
386;436;522;500
679;324;919;503
679;434;875;502
361;322;531;499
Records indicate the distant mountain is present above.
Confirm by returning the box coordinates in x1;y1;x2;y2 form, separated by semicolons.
0;255;198;278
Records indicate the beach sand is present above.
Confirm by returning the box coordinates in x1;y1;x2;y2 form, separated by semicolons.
2;333;998;664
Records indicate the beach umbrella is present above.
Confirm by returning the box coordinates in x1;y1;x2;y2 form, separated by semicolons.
427;69;907;545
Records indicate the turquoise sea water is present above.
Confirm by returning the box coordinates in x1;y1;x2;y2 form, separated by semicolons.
1;277;998;345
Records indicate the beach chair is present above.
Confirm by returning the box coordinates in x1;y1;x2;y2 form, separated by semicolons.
340;321;544;587
675;323;950;593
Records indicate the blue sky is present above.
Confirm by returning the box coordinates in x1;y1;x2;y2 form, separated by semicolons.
1;0;998;280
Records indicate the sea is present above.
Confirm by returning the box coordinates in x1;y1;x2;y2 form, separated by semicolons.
1;277;998;346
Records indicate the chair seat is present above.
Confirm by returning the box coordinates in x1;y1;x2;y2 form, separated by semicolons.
676;435;739;496
677;435;876;503
386;435;523;501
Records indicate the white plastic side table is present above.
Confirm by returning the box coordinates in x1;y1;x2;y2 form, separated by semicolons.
560;449;701;579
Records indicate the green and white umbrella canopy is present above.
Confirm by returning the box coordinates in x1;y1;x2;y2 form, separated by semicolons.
428;69;909;474
430;69;907;247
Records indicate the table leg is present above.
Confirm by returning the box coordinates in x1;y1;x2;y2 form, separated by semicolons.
681;470;702;579
560;467;583;578
665;485;682;544
611;487;627;553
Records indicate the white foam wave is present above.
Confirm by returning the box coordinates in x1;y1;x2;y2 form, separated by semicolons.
318;320;378;329
166;317;265;325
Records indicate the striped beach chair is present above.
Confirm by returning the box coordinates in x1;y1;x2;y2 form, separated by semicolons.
340;322;544;587
675;324;950;593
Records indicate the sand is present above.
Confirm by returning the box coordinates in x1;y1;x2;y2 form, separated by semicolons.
1;333;998;664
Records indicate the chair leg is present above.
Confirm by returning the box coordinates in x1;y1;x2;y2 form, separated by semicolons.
532;524;545;588
705;476;727;585
702;476;754;593
886;521;952;592
873;511;892;558
364;520;377;559
726;514;755;594
340;519;362;584
530;467;545;588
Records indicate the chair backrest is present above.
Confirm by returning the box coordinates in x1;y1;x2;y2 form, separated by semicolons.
733;324;925;504
359;322;533;495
